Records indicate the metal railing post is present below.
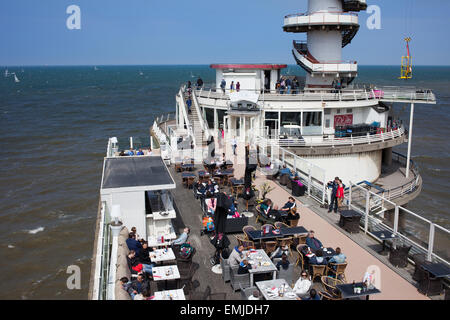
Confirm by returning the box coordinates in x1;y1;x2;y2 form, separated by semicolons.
393;205;399;234
365;190;370;234
427;224;435;262
348;181;352;209
308;168;312;197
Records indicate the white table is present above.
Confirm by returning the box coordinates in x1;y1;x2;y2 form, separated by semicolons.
148;233;176;247
153;289;186;300
256;279;298;300
152;265;181;290
150;248;176;264
243;249;277;287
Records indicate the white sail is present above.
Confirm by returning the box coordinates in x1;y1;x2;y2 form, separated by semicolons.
14;74;20;83
4;69;8;77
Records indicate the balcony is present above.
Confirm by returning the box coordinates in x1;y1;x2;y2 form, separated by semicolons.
284;11;359;32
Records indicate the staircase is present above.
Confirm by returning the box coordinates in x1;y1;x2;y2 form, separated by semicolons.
342;26;359;48
183;90;208;147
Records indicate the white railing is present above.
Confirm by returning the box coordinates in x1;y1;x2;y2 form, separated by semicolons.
176;90;197;147
195;86;436;104
254;134;328;204
346;182;450;266
273;126;405;148
284;11;359;27
189;85;210;139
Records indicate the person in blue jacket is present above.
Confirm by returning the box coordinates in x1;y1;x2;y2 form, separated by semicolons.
327;177;340;213
305;230;323;252
126;232;142;256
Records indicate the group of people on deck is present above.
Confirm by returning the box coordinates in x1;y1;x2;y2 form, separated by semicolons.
220;79;241;93
119;148;152;157
260;196;300;223
119;226;191;300
327;177;345;213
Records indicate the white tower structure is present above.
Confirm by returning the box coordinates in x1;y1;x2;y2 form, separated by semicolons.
284;0;367;88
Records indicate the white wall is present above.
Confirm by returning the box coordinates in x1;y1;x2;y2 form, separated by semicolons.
307;30;342;62
308;0;343;12
304;150;382;186
103;191;146;239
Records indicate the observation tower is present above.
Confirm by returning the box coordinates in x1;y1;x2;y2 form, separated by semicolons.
284;0;367;88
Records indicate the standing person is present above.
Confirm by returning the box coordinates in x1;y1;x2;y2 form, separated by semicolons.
327;177;340;213
230;81;235;93
186;97;192;114
196;77;203;89
220;79;226;94
187;80;191;89
336;179;345;209
286;78;291;94
236;81;240;92
280;79;286;94
231;136;237;156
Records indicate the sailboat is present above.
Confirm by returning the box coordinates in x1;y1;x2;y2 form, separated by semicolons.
4;69;8;77
94;66;99;71
12;73;20;83
139;71;144;76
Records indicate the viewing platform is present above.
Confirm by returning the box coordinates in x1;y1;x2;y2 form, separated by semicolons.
283;11;359;33
194;86;436;104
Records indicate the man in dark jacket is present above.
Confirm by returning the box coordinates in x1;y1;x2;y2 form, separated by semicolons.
327;177;340;213
130;274;150;295
126;232;142;255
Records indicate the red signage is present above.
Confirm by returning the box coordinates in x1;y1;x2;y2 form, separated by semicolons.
334;114;353;127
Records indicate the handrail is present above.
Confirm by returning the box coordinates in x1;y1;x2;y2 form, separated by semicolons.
285;11;359;19
195;86;436;104
178;87;197;147
190;86;210;139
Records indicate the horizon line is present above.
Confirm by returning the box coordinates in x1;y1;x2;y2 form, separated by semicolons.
2;64;450;68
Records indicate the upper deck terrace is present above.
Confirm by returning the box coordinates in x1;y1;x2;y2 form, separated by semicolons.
194;86;436;105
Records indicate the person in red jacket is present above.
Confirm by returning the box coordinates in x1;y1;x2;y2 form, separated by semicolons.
336;179;345;209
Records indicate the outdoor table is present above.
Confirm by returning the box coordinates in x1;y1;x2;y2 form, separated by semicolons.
372;230;397;256
418;261;450;296
244;249;277;287
279;226;308;237
256;279;298;300
339;210;362;233
150;248;176;265
152;265;181;290
320;247;336;259
181;163;194;171
248;226;308;241
336;282;381;300
230;178;244;185
421;261;450;278
153;289;186;300
147;234;176;247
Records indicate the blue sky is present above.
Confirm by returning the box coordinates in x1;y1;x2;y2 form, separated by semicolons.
1;0;449;66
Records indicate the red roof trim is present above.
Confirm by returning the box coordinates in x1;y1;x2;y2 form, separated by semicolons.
210;64;287;70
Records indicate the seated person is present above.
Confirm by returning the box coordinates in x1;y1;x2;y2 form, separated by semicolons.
293;271;312;298
328;247;346;265
260;199;282;222
301;288;320;300
130;227;141;241
126;250;154;274
228;245;246;267
119;277;135;299
305;230;323;252
280;197;296;212
126;232;142;256
127;149;135;156
309;249;327;266
248;290;261;300
284;207;300;224
138;241;155;265
147;148;153;156
279;165;293;177
130;274;151;296
270;245;290;260
237;259;252;274
276;253;290;271
172;227;190;245
136;148;144;155
205;179;219;195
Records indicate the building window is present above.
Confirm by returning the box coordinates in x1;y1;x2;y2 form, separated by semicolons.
336;109;341;114
217;109;226;129
324;109;331;115
325;119;331;128
204;107;215;129
265;111;278;120
346;108;353;113
302;111;322;135
280;112;301;126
